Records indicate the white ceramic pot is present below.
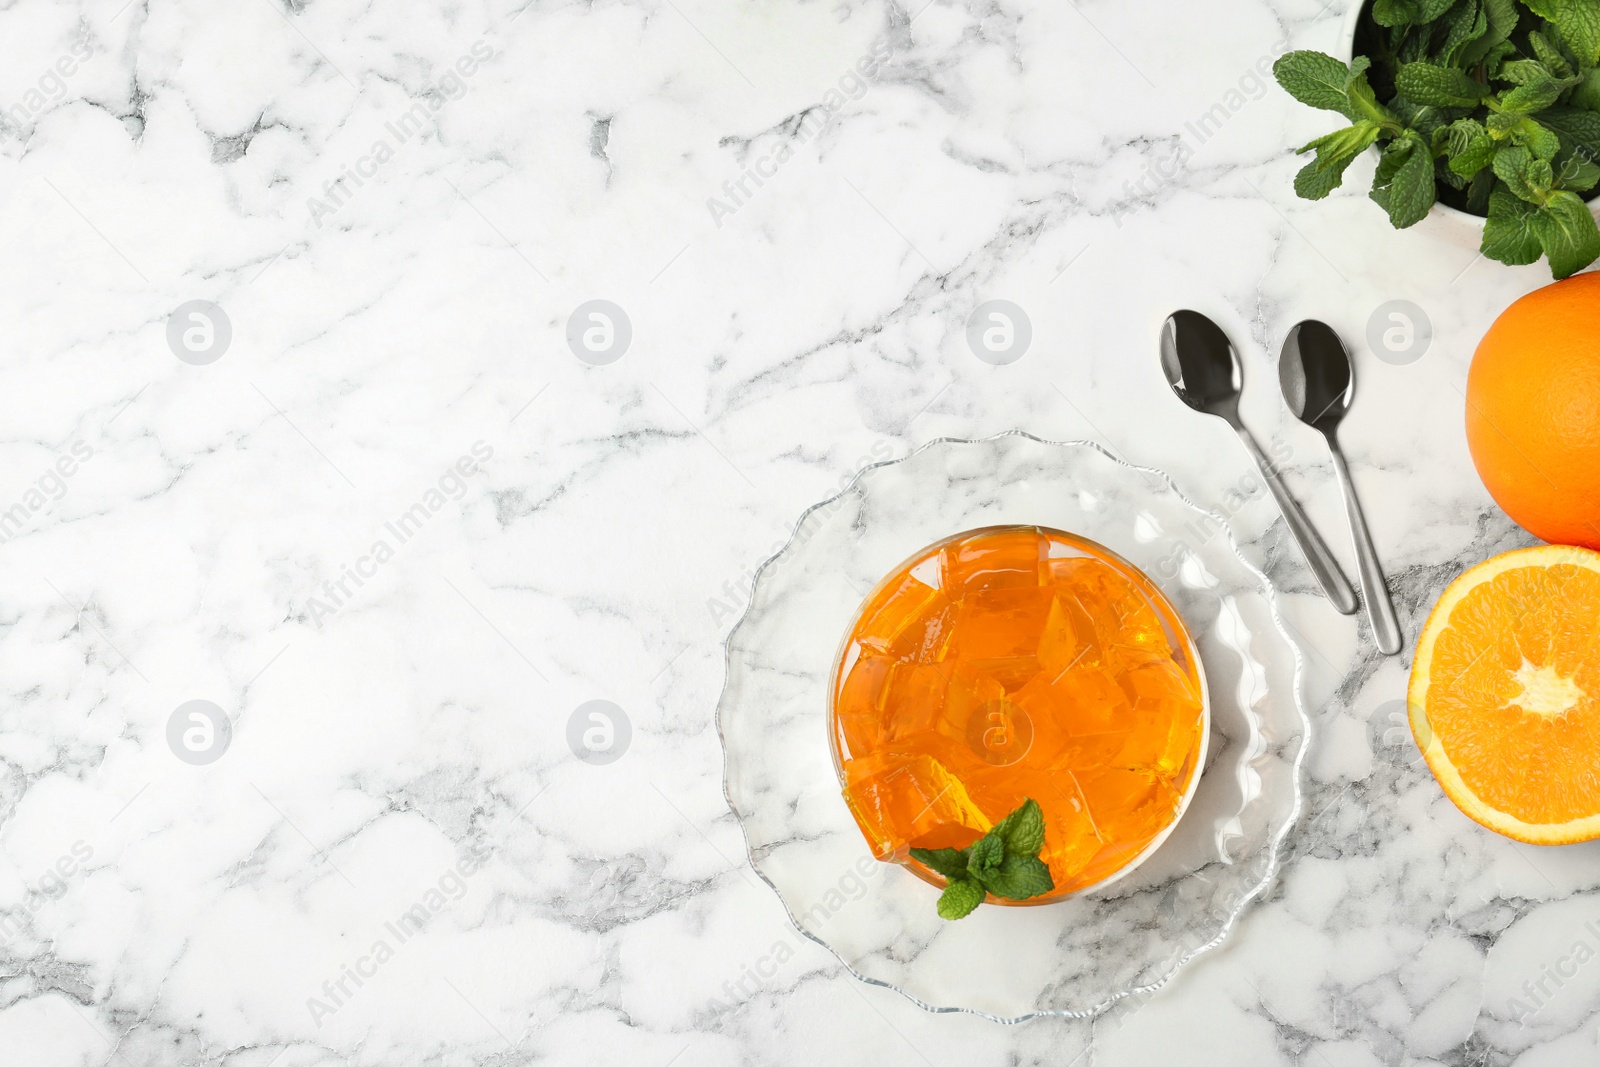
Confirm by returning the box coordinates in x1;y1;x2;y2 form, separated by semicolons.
1334;0;1600;250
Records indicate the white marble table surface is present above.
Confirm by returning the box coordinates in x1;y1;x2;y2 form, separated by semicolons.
1;0;1597;1062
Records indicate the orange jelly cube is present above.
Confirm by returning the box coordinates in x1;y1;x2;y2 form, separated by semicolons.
832;645;894;755
1039;773;1109;883
881;661;951;742
853;572;951;661
1036;594;1102;676
1067;768;1185;886
831;526;1206;898
942;528;1047;590
842;752;993;858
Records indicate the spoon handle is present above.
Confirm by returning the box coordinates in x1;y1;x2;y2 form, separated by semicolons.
1234;426;1359;614
1328;444;1403;655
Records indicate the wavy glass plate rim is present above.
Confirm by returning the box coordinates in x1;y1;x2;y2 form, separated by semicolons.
714;431;1312;1023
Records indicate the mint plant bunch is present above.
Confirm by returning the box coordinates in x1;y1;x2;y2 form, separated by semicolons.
1274;0;1600;277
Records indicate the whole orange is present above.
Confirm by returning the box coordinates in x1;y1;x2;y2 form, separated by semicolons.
1466;271;1600;550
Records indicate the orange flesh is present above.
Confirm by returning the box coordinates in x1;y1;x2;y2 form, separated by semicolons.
830;527;1206;898
1423;562;1600;825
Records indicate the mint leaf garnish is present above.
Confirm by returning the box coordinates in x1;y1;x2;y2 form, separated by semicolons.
967;832;1004;877
908;847;967;880
912;798;1056;921
977;854;1055;901
993;797;1046;855
936;878;985;920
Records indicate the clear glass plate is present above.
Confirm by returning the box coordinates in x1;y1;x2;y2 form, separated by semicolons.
717;433;1309;1021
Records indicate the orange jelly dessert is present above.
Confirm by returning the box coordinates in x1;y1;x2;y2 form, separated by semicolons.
828;526;1207;899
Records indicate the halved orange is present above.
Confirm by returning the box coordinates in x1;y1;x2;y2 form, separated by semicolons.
1409;544;1600;844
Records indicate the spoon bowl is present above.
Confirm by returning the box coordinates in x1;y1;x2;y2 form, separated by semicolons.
1160;310;1357;616
1278;319;1403;655
1280;320;1355;434
1160;310;1244;424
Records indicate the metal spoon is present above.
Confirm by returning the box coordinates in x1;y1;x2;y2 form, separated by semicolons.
1160;310;1358;615
1279;320;1402;654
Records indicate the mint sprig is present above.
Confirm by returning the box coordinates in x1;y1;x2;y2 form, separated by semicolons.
1272;0;1600;279
910;798;1054;921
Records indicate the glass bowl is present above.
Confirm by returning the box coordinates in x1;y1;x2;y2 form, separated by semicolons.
825;525;1212;902
717;433;1309;1021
